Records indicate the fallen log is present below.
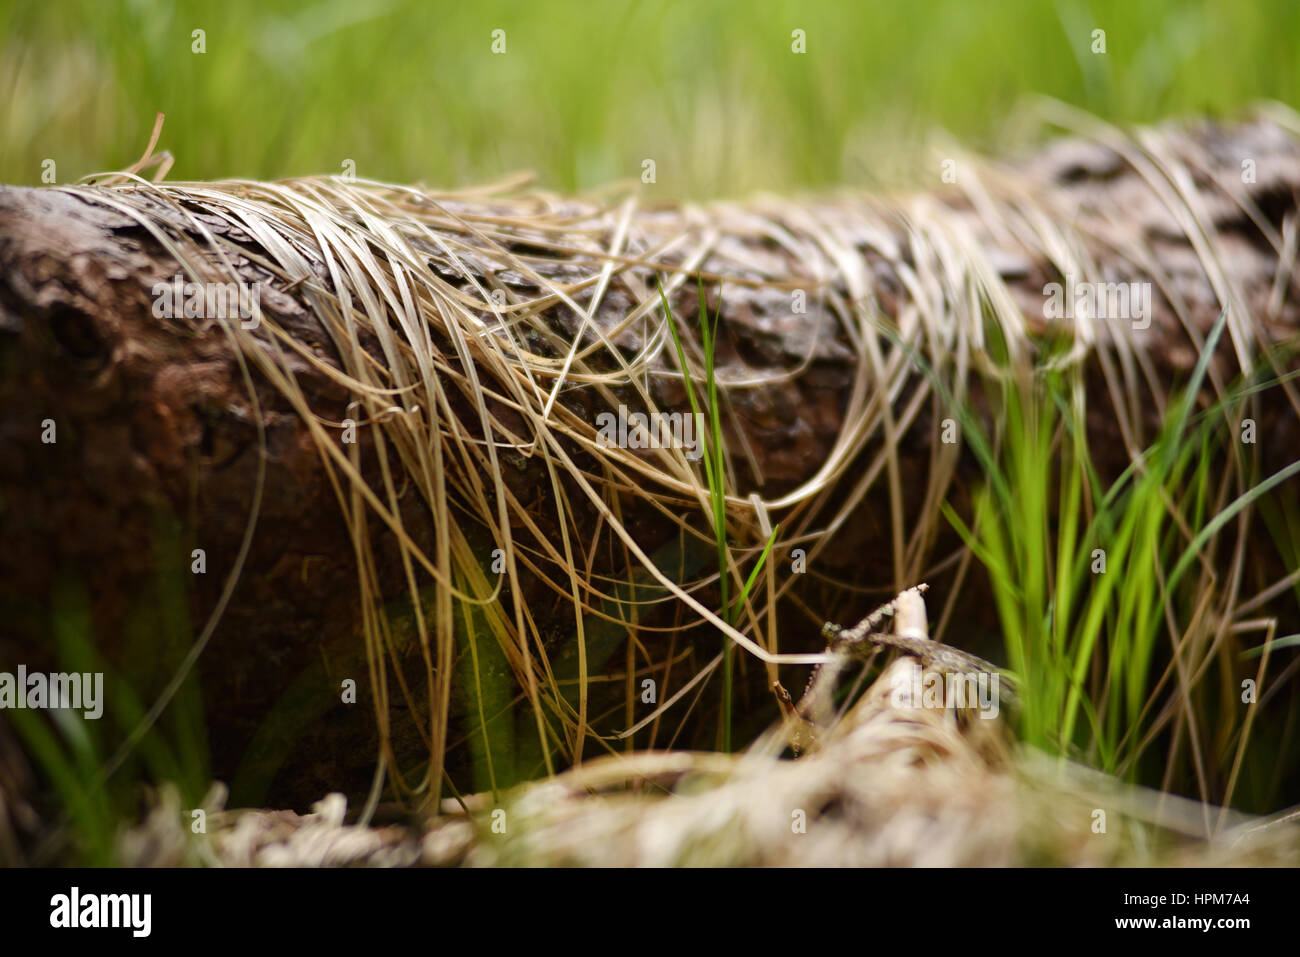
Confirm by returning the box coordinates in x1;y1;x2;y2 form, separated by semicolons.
1;111;1299;821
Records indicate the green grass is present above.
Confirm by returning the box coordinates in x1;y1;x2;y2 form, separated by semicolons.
936;309;1300;807
11;568;212;865
660;278;778;751
2;0;1298;195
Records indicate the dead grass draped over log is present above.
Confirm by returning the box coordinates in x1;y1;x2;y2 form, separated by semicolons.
58;103;1300;813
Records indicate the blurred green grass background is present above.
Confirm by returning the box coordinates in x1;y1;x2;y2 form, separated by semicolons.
2;0;1297;196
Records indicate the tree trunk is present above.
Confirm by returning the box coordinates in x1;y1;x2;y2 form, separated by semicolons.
1;118;1298;814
